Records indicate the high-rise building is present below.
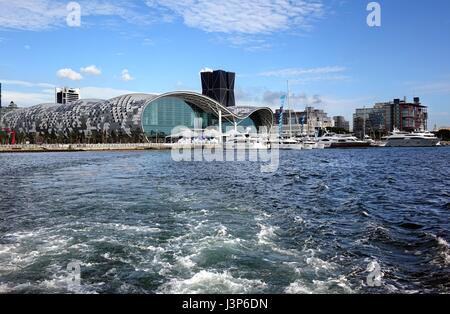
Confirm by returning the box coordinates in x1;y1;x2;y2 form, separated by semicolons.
55;87;80;104
353;97;428;138
201;70;236;107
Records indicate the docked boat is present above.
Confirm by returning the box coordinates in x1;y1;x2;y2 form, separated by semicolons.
317;133;371;148
298;137;325;150
274;138;304;150
385;129;440;147
225;133;270;150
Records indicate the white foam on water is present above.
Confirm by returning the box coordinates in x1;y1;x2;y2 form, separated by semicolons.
255;213;272;222
272;246;300;257
285;276;354;294
294;216;304;224
102;223;161;233
436;236;450;264
0;282;33;293
175;255;197;270
257;223;278;245
437;237;449;247
0;283;10;293
306;257;336;272
216;225;228;237
158;270;267;294
285;281;314;294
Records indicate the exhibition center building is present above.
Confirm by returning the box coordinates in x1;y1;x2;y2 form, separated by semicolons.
0;91;274;144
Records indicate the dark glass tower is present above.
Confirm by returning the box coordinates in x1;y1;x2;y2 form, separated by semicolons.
201;70;236;107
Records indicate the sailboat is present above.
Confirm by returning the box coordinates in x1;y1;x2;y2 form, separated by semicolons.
296;105;325;149
275;81;304;150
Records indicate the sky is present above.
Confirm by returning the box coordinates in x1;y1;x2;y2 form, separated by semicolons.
0;0;449;128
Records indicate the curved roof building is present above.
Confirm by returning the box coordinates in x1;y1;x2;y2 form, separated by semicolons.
0;92;273;143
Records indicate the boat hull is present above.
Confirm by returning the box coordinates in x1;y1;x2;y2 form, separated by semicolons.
385;138;440;147
329;142;371;148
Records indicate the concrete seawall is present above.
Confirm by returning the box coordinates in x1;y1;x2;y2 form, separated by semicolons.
0;143;170;153
0;143;224;153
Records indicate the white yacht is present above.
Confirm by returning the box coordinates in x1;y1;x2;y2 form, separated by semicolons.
274;138;304;150
225;133;271;150
385;129;440;147
317;133;371;148
297;137;325;150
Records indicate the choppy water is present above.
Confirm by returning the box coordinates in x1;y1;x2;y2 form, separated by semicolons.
0;148;449;294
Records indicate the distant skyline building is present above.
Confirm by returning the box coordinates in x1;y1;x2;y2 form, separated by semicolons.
201;70;236;108
55;87;80;104
333;116;350;132
274;106;334;136
353;97;428;138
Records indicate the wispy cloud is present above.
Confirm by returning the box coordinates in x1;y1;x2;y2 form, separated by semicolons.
142;38;155;46
0;0;153;31
0;0;325;50
406;81;450;95
0;79;55;89
262;90;324;108
147;0;324;48
260;66;347;78
258;66;350;84
146;0;324;34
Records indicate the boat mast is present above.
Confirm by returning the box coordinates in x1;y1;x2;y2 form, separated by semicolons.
363;106;366;139
287;80;292;138
306;105;310;138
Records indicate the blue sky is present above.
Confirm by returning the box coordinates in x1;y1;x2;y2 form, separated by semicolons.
0;0;449;128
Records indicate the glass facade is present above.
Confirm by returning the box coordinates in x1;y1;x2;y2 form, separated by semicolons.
142;96;219;140
142;96;258;142
223;117;256;132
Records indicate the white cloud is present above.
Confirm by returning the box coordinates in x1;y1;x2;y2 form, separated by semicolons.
121;69;134;82
57;68;83;81
262;90;324;108
0;79;55;89
80;65;102;76
0;0;153;31
0;0;66;31
146;0;324;34
260;66;347;78
24;45;31;50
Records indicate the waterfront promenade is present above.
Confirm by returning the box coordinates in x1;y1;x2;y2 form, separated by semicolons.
0;143;168;153
1;141;448;153
0;143;228;153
